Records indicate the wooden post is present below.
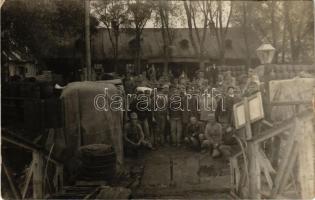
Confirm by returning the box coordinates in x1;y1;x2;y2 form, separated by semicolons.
3;163;22;199
297;117;315;199
57;165;64;192
22;161;34;199
270;118;297;198
54;164;63;192
33;151;44;199
244;97;261;199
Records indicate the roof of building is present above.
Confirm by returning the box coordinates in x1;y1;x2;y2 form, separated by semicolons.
92;27;261;61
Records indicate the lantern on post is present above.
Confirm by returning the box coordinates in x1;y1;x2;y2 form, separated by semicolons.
256;44;276;64
256;44;276;121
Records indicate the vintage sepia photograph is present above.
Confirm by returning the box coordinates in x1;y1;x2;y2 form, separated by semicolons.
1;0;315;199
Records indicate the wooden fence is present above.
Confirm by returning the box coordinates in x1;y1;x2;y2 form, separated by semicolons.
2;129;64;199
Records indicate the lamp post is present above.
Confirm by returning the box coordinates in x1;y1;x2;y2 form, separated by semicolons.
256;44;275;119
256;44;280;171
256;44;276;65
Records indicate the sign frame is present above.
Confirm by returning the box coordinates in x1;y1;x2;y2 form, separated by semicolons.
233;92;264;129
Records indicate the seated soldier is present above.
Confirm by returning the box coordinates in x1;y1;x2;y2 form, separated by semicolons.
199;114;224;157
184;116;204;150
124;112;152;157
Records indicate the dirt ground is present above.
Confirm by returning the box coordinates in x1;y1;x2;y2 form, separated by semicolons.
127;146;233;199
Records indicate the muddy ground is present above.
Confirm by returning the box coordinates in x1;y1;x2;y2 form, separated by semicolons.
126;146;233;199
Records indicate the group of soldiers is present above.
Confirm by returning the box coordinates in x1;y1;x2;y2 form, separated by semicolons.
123;66;262;158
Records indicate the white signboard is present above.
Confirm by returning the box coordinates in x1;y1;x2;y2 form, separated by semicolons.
233;92;264;129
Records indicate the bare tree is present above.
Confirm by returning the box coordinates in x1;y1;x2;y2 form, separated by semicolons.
231;1;253;69
286;1;313;63
92;0;127;73
207;0;233;65
127;0;153;74
155;0;178;74
183;0;210;69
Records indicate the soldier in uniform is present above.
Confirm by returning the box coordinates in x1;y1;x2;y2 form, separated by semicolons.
184;116;204;150
124;112;153;157
195;69;208;91
199;114;223;157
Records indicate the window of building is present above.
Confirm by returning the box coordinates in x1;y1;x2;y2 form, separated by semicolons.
179;39;189;49
225;39;233;49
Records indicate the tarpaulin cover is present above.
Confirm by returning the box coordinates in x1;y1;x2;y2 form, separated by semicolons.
61;81;124;167
269;78;315;122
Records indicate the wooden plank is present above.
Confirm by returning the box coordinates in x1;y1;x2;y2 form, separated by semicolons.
253;111;313;144
230;157;241;193
22;161;34;199
53;165;64;192
238;165;247;196
258;148;276;174
248;142;260;199
57;165;64;192
253;121;293;144
270;118;297;198
235;159;241;193
3;163;22;199
33;151;44;199
2;129;62;165
257;149;273;190
270;100;311;106
230;158;235;191
244;97;252;140
244;97;260;199
278;146;298;194
297;117;315;199
255;145;261;198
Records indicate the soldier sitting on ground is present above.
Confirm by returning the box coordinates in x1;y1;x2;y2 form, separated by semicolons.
184;116;204;151
199;114;223;157
199;114;232;158
124;112;153;157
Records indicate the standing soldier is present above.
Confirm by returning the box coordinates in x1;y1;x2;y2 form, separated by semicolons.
154;85;169;146
168;87;183;147
196;69;208;91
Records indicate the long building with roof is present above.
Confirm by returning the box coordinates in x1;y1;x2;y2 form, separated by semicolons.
91;27;261;77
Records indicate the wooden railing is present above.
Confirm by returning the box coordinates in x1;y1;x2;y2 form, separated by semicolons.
230;110;314;199
2;128;64;199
